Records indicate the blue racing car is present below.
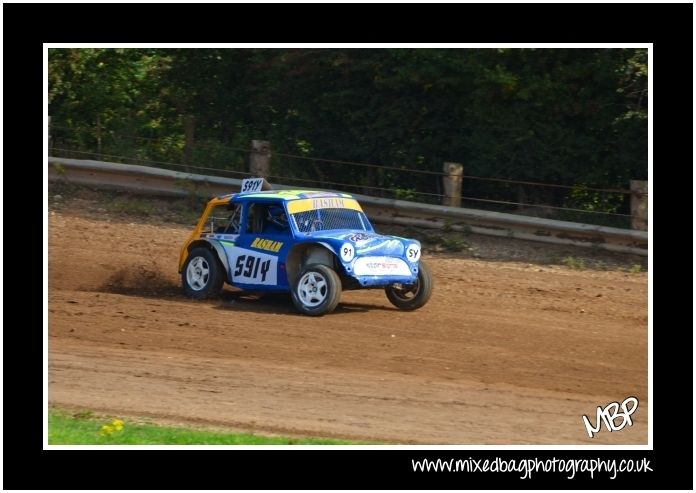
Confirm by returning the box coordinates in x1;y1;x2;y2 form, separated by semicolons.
178;179;433;315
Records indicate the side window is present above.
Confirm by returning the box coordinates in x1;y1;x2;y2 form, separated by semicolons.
245;203;290;235
245;204;265;234
223;204;242;234
206;204;241;235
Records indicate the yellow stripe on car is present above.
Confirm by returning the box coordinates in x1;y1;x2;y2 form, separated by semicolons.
286;198;363;214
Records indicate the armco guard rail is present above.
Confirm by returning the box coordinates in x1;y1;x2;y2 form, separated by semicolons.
48;157;647;256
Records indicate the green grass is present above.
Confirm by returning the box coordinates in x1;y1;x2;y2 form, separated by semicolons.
561;256;587;269
48;410;365;445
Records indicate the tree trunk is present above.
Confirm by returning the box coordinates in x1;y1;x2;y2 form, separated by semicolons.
249;140;271;178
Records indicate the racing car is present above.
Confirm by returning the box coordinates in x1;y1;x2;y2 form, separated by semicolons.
178;178;432;316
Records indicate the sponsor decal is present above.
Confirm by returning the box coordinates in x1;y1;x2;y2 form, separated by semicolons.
312;197;345;209
353;257;412;276
366;261;400;270
286;198;363;214
250;237;284;253
212;234;239;242
349;232;376;243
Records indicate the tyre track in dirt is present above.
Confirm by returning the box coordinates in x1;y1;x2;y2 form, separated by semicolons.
48;210;648;444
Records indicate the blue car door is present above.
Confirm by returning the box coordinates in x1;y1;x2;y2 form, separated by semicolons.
219;202;292;291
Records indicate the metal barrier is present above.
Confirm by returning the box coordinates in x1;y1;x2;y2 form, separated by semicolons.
48;157;647;256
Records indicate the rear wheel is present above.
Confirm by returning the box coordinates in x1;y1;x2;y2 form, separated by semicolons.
385;260;433;310
291;264;341;316
182;248;225;299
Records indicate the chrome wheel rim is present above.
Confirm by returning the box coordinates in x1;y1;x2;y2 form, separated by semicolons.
297;271;328;307
186;256;210;291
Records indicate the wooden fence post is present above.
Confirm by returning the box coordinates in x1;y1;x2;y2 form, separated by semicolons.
442;162;463;207
630;180;648;231
250;140;271;178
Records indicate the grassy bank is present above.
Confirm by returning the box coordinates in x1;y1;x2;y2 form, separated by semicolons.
48;409;364;445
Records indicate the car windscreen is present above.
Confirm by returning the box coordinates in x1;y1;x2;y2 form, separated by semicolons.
291;208;368;233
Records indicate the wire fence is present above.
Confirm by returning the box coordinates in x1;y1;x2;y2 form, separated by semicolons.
49;123;646;229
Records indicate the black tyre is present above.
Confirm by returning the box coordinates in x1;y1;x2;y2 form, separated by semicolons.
291;264;342;316
385;260;433;310
181;247;225;299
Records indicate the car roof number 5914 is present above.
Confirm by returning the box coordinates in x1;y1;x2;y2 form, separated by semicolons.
241;178;265;193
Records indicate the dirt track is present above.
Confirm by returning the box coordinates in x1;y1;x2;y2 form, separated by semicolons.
48;206;648;444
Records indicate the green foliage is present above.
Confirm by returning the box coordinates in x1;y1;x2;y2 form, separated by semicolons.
441;234;469;252
562;256;587;269
52;162;66;175
566;185;624;214
48;48;648;217
48;409;369;445
394;187;418;201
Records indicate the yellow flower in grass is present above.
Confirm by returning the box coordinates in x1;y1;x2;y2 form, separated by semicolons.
112;419;124;431
100;425;114;436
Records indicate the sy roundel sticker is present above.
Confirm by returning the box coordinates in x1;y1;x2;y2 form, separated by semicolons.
406;243;421;262
340;242;355;262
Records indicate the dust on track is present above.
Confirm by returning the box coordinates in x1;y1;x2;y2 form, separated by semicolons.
48;204;648;444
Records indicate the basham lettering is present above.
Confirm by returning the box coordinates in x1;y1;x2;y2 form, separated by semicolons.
312;198;344;209
250;237;283;253
582;396;639;438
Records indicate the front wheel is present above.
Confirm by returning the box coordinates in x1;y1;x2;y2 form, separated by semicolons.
291;264;342;316
182;247;225;299
385;260;433;310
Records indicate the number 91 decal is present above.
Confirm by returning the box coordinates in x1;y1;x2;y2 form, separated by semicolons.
406;243;421;262
340;242;355;262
